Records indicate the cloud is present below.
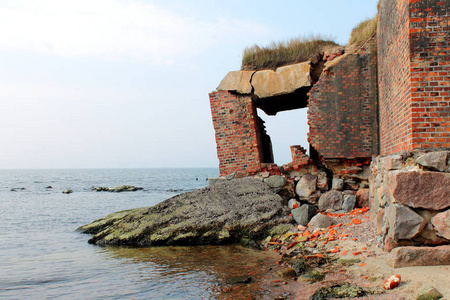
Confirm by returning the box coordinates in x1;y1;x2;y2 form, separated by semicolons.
0;0;269;63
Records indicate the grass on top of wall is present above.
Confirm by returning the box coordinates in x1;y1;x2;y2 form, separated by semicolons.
241;35;338;71
348;16;377;48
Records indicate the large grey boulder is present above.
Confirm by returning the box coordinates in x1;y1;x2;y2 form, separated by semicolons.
308;213;333;229
318;190;343;212
78;178;291;246
292;204;316;226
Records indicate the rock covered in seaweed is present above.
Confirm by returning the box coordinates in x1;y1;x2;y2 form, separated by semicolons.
92;185;143;192
79;178;292;246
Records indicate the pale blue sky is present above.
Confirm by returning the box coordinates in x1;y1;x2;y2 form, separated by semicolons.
0;0;378;168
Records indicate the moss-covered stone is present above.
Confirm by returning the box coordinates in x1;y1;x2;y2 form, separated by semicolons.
311;283;365;299
79;178;292;246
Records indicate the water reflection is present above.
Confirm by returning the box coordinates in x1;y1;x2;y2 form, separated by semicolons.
103;245;282;299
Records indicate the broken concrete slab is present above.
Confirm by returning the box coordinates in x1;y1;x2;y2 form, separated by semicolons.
217;71;254;94
251;62;311;98
386;245;450;267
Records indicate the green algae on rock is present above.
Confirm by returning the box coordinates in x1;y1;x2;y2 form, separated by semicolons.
78;178;292;246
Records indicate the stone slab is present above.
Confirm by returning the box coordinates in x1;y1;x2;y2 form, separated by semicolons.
386;245;450;267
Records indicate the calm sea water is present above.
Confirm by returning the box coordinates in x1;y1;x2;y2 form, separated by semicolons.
0;169;282;300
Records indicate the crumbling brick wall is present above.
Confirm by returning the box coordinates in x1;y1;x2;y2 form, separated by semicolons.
209;91;263;176
378;0;450;155
308;36;379;158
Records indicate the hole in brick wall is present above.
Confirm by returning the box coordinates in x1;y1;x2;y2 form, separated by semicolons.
257;108;309;165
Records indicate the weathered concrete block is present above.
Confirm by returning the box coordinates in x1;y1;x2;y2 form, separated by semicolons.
431;209;450;240
217;71;254;94
416;151;448;172
386;204;426;240
251;62;311;98
386;245;450;267
388;171;450;210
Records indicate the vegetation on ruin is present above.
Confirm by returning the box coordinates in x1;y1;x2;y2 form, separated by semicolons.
241;35;338;71
348;16;377;48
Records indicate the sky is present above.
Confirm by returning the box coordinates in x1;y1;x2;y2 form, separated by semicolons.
0;0;378;169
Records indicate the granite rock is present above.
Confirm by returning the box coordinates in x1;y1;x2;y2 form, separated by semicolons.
431;210;450;240
386;245;450;267
318;190;343;212
388;171;450;210
386;204;426;240
292;204;316;226
416;151;448;172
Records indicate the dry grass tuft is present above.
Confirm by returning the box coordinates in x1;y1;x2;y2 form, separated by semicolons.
348;16;377;48
241;35;338;71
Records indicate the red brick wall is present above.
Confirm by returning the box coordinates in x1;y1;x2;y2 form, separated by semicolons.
409;0;450;149
378;0;450;154
308;36;379;159
209;91;263;176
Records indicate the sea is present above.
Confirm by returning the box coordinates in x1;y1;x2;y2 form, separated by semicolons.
0;168;283;300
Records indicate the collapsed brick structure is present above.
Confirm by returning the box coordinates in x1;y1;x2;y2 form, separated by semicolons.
208;0;449;253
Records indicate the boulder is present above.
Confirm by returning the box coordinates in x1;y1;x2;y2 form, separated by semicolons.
216;71;254;94
308;213;333;229
318;190;343;212
342;194;356;212
386;204;426;240
332;178;344;190
292;204;316;226
386;245;450;267
316;171;329;191
296;174;317;200
93;185;144;192
356;188;369;208
78;178;291;246
264;175;286;191
251;62;311;98
380;155;403;171
388;171;450;210
431;210;450;240
416;287;443;300
416;151;448;172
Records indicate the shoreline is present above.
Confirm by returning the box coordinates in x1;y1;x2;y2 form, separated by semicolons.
255;208;450;300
